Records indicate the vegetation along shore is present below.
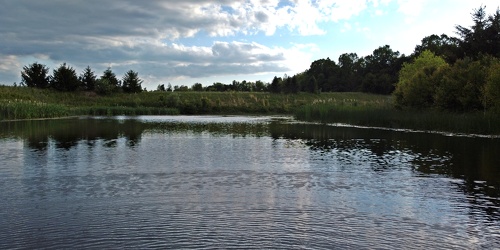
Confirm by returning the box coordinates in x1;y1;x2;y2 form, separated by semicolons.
1;6;499;135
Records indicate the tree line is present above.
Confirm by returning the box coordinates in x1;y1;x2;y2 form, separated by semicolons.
273;6;499;98
156;80;270;93
394;6;500;112
21;63;144;94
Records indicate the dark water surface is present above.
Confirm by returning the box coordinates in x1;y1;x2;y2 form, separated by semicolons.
0;116;499;249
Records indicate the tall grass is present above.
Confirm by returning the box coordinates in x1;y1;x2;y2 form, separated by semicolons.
0;100;69;120
1;85;391;119
72;106;180;116
295;104;500;135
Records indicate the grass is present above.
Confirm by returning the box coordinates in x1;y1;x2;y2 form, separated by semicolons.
0;86;389;118
1;85;499;135
295;103;500;135
0;100;69;120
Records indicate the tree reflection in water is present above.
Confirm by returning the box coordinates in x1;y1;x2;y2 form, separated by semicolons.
1;116;499;221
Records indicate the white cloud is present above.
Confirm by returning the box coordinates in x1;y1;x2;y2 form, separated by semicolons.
2;0;493;87
2;0;370;86
0;55;21;74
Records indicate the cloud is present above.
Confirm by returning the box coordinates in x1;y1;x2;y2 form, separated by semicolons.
6;0;458;87
0;55;22;84
3;0;359;86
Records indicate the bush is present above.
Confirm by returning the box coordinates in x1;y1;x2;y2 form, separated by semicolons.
394;51;448;109
95;79;115;95
166;93;180;108
483;61;500;113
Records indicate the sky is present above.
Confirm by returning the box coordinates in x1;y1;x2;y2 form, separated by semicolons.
0;0;498;90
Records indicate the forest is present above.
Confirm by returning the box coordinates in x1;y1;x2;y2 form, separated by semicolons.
15;6;500;113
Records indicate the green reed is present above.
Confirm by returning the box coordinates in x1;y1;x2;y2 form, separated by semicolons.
0;100;69;120
295;104;500;135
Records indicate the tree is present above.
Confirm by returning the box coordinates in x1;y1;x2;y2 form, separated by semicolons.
282;76;299;94
50;63;81;91
21;62;50;88
361;45;402;94
486;8;500;58
157;84;166;91
80;66;97;91
413;34;460;63
456;6;500;59
101;68;120;90
95;78;114;95
305;57;338;92
393;50;448;109
337;53;363;91
255;80;267;92
270;76;282;93
122;70;143;93
308;76;319;94
192;83;204;91
483;59;500;112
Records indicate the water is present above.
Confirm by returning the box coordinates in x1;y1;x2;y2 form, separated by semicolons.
0;116;499;249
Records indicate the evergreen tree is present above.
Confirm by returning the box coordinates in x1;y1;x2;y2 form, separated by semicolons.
50;63;81;91
80;66;97;91
122;70;143;93
21;62;50;88
100;67;120;92
456;6;500;58
157;84;166;91
270;76;282;93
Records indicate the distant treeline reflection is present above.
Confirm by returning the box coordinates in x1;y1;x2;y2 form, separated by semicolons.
0;117;271;151
270;121;500;219
1;117;498;219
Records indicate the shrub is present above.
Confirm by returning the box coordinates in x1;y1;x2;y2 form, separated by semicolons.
394;51;448;109
483;61;500;113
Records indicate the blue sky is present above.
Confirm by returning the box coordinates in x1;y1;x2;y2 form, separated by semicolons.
0;0;497;90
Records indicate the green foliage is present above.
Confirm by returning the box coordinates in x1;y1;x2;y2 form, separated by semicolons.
166;93;181;108
297;45;405;95
433;65;461;111
395;51;500;113
255;80;267;92
414;34;460;64
449;58;488;111
80;66;97;91
192;83;203;92
21;62;50;88
95;78;115;95
50;63;81;91
100;68;120;92
0;100;69;120
157;84;165;91
295;103;500;135
283;76;299;94
270;76;282;93
483;61;500;112
74;106;179;116
394;50;448;109
456;6;500;58
122;70;143;93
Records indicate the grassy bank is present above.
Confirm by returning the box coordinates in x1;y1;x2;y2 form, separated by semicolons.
1;86;387;119
2;86;499;135
295;103;500;135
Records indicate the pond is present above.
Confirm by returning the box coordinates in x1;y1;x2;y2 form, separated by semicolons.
0;116;499;249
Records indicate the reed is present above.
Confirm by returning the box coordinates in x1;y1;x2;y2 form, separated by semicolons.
0;100;69;120
1;86;391;118
295;104;500;135
72;106;180;116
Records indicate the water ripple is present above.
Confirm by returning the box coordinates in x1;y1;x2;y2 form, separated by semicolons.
0;117;499;249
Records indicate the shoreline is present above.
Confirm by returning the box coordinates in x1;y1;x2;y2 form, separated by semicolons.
1;86;499;135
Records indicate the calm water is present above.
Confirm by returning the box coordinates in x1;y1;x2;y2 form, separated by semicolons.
0;116;499;249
